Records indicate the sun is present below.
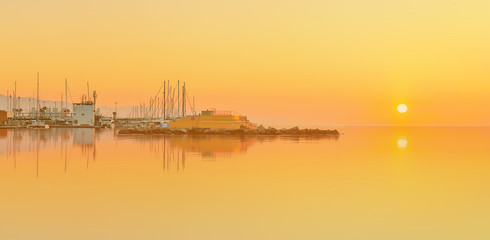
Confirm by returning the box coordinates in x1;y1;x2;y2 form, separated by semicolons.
397;104;408;113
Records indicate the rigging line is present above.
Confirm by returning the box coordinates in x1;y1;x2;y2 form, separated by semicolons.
185;87;194;115
67;86;75;104
144;97;152;119
171;88;176;116
153;82;164;100
143;82;165;118
145;82;165;118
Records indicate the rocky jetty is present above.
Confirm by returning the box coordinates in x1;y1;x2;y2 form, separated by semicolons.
117;125;339;136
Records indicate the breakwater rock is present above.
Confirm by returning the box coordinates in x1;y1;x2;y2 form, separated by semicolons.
117;126;339;136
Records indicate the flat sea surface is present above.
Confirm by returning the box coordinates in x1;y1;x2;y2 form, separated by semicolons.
0;127;489;239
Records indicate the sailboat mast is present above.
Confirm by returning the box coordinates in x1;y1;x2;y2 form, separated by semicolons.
65;78;68;116
36;73;39;121
177;80;180;118
167;80;170;117
182;82;185;117
163;81;166;120
14;81;16;117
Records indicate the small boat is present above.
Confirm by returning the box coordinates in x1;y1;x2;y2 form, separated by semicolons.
27;120;49;129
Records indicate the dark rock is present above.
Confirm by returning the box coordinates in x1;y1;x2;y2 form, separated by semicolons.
286;126;299;134
240;125;250;130
117;125;340;136
118;128;130;134
231;129;245;135
257;125;266;133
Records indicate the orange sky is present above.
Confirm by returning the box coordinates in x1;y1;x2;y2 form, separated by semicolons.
1;0;490;126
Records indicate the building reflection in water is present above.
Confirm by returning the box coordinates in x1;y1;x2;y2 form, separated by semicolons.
72;128;97;170
0;128;338;175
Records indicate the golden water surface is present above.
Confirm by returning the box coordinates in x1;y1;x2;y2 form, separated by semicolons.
0;127;489;239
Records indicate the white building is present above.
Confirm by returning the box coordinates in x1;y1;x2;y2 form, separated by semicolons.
73;102;94;126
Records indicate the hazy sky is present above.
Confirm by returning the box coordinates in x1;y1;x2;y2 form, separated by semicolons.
1;0;490;126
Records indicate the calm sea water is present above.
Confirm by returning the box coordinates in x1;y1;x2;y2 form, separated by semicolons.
0;127;489;240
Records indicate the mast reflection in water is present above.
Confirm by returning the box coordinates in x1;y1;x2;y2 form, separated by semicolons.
0;128;337;176
1;127;489;240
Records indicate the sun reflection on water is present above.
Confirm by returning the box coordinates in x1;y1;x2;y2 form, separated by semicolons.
397;136;407;148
